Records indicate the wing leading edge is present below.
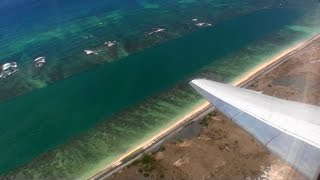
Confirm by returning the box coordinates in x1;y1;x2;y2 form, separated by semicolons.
190;79;320;179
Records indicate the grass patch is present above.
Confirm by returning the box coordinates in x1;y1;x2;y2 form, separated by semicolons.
199;116;210;126
200;111;217;126
131;153;158;175
141;154;157;172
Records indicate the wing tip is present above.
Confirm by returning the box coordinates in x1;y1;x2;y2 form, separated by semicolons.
189;78;210;87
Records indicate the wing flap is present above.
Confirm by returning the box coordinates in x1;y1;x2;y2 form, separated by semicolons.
267;133;320;178
190;79;320;179
232;112;282;145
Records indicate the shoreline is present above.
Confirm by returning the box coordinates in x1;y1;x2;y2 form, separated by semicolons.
88;101;211;179
88;34;320;180
232;34;320;86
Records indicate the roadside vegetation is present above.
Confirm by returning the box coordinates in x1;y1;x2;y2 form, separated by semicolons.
199;111;217;127
131;154;157;177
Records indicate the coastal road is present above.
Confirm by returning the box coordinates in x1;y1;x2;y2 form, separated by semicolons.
90;34;320;180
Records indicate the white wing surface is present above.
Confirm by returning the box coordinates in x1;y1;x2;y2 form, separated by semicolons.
190;79;320;179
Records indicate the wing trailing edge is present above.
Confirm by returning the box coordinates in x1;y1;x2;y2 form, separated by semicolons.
190;79;320;179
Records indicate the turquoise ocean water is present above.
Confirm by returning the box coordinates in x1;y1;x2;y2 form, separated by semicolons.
0;0;320;179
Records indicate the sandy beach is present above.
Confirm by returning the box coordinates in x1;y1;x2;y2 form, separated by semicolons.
89;34;320;180
232;34;320;86
89;102;211;179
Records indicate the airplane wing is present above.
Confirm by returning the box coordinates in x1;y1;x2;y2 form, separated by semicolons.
190;79;320;179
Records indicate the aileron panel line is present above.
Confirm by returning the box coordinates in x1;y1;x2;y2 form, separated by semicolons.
232;112;282;146
268;133;320;178
190;80;320;179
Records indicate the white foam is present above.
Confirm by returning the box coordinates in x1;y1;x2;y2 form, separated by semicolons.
195;22;205;27
83;35;94;39
84;50;98;55
2;63;11;70
0;62;18;78
34;56;46;67
148;28;166;35
104;40;118;47
195;22;212;27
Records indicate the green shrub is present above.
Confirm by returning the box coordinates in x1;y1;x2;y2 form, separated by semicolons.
141;154;156;165
209;111;217;116
199;117;209;126
131;159;140;166
159;146;166;152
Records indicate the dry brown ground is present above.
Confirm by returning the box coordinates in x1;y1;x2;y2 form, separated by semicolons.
248;38;320;105
109;38;320;180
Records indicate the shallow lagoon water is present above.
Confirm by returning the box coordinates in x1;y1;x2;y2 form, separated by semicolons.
0;0;310;101
0;8;308;179
1;0;320;179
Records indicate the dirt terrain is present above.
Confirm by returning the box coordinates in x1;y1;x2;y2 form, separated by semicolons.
108;38;320;180
248;39;320;105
